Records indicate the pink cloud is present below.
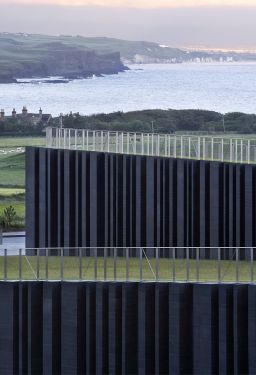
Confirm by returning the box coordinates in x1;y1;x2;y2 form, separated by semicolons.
1;0;256;7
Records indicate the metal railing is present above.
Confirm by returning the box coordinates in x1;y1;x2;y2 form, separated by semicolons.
46;127;256;164
1;247;256;283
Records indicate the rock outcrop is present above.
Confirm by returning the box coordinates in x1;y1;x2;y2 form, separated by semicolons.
0;42;127;82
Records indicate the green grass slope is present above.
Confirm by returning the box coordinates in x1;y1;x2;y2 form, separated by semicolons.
0;137;44;230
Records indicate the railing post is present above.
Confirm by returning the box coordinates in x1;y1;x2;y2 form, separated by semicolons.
230;139;233;162
60;248;64;281
235;139;238;162
45;248;49;281
75;129;77;149
56;128;59;148
203;137;206;160
79;248;82;280
221;139;224;162
51;127;54;148
197;137;200;159
93;131;96;151
94;131;99;151
101;131;104;152
107;132;110;152
63;128;66;149
155;247;159;281
196;248;199;282
36;248;40;280
188;137;191;159
82;130;85;150
126;248;129;281
172;248;176;281
186;247;189;281
139;248;143;281
94;248;97;280
248;140;250;164
164;135;167;156
251;248;254;283
60;128;62;148
4;248;7;281
141;133;144;155
218;248;221;282
236;248;239;282
127;132;130;154
116;132;119;153
46;127;50;147
19;248;22;281
180;136;183;158
114;248;117;281
104;247;107;281
211;138;214;160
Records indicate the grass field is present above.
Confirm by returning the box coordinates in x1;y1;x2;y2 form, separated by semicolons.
0;137;44;230
0;137;45;148
0;136;44;187
0;188;25;196
0;256;255;282
0;153;25;187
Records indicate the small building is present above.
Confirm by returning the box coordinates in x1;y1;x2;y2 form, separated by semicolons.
0;107;52;125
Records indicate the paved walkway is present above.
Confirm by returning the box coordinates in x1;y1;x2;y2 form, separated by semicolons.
0;232;25;251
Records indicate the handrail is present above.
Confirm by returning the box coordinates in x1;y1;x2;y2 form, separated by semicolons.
0;247;256;283
45;127;256;164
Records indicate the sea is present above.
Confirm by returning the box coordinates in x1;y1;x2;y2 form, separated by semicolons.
1;62;256;116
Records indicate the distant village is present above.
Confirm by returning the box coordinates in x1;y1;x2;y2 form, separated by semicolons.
131;54;235;64
0;107;52;126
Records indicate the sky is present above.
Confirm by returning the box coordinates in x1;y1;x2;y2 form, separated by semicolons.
1;0;256;49
1;0;256;6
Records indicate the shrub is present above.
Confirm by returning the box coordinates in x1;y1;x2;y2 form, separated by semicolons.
0;205;17;229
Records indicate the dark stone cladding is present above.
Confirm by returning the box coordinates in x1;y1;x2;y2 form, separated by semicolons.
0;281;255;375
26;147;256;250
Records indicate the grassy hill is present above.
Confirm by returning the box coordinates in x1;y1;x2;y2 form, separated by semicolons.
0;34;127;82
0;33;187;66
1;33;256;80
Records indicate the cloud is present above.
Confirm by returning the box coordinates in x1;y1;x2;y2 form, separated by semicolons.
1;0;256;8
0;3;255;50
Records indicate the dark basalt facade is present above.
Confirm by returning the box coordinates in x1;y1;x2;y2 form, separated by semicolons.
26;147;256;249
0;281;255;375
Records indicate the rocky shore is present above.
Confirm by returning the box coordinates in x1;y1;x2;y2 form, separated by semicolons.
0;45;128;84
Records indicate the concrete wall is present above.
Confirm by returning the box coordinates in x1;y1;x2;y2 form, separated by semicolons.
0;281;255;375
26;147;256;249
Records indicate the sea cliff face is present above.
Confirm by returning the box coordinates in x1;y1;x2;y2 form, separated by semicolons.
0;43;127;83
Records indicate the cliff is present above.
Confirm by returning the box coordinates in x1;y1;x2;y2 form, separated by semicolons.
0;39;127;83
1;33;254;83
